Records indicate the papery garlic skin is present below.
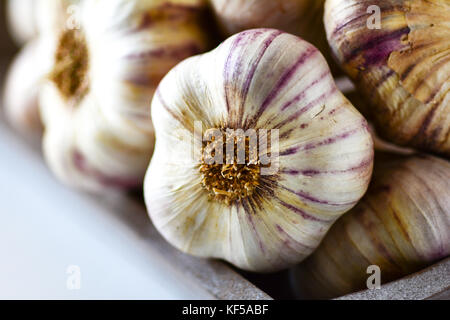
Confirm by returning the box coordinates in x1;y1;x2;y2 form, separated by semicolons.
210;0;320;36
39;0;211;193
144;29;374;272
209;0;338;73
325;0;450;157
2;39;52;141
6;0;41;45
291;153;450;299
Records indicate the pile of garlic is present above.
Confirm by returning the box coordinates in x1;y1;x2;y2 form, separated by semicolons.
2;0;449;299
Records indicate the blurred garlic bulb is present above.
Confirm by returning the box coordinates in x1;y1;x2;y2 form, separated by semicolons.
144;29;374;272
2;39;50;141
291;153;450;299
6;0;41;45
2;0;76;141
325;0;450;157
38;0;211;192
209;0;338;73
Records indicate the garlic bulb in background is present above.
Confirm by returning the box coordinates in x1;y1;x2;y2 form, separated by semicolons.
209;0;338;73
291;153;450;299
6;0;41;45
38;0;212;192
144;29;374;272
325;0;450;157
2;39;51;141
2;1;75;141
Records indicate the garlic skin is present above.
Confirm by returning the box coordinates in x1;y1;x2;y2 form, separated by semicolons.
6;0;40;45
291;153;450;299
210;0;322;36
144;29;374;272
39;0;211;192
209;0;339;73
2;39;51;140
325;0;450;157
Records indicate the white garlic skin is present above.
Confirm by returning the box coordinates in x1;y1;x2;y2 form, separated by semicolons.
2;39;53;141
6;0;40;45
144;29;374;272
39;0;211;193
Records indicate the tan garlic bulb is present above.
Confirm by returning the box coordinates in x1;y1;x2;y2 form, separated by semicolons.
209;0;337;73
291;153;450;299
2;39;50;140
6;0;41;45
325;0;450;157
144;29;374;272
38;0;211;192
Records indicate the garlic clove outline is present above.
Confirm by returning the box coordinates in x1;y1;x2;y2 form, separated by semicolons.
38;0;212;193
144;29;374;272
325;0;450;157
291;152;450;299
2;38;53;142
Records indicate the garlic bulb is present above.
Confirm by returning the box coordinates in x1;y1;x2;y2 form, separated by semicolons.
6;0;41;45
209;0;338;73
210;0;323;36
291;153;450;299
325;0;450;157
2;39;51;140
38;0;211;192
144;29;374;272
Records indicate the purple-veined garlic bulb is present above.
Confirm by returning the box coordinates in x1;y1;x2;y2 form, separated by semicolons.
291;152;450;299
325;0;450;157
38;0;212;193
144;29;374;272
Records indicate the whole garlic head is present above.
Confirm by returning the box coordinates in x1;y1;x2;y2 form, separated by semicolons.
291;153;450;299
325;0;450;157
144;29;374;272
39;0;211;192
